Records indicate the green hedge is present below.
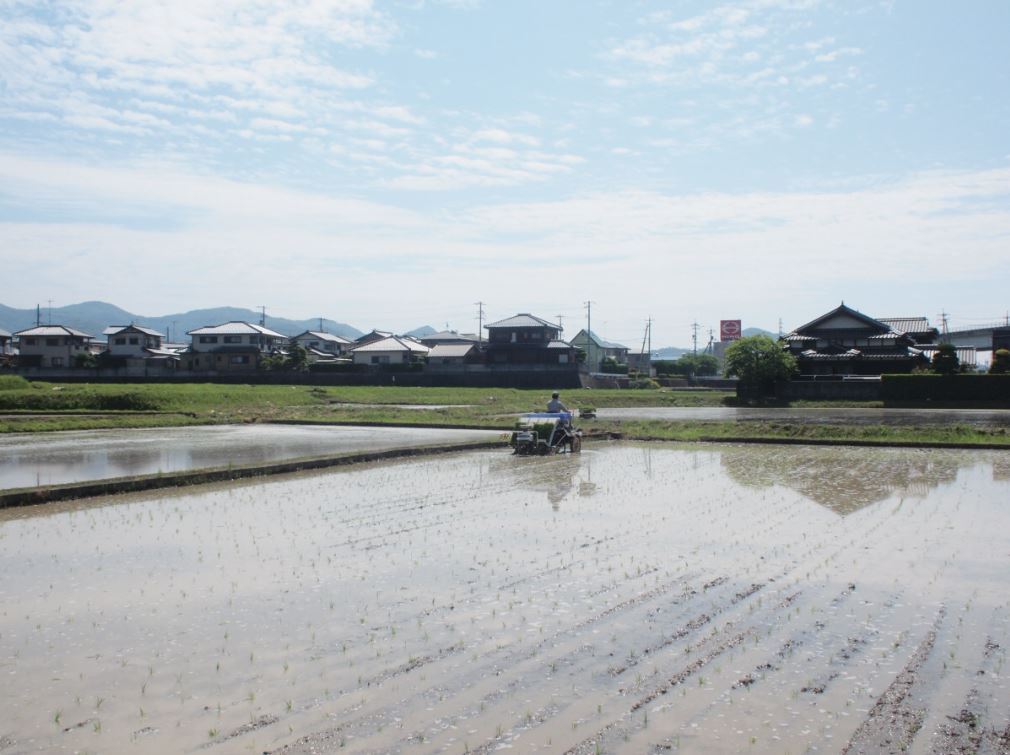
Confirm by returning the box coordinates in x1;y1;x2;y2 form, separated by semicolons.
881;374;1010;402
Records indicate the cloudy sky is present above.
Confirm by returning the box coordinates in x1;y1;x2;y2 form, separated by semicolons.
1;0;1008;346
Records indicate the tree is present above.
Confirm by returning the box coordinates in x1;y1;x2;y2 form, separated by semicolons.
74;351;97;369
990;348;1010;375
285;344;310;372
723;335;797;395
930;343;960;375
676;353;720;377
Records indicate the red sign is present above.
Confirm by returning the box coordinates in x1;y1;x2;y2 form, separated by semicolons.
720;320;742;341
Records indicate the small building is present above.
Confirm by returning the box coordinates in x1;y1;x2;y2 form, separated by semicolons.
182;321;287;372
290;330;353;360
427;343;482;366
103;324;165;358
782;303;928;376
570;329;630;372
0;327;11;356
484;313;576;366
13;325;94;368
350;336;430;366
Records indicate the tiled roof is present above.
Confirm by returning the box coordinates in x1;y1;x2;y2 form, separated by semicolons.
293;330;352;344
104;324;165;338
188;321;286;338
485;314;560;330
878;317;935;334
351;336;430;354
428;343;477;358
14;325;92;338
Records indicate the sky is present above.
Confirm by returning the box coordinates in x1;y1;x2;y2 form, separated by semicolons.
1;0;1008;348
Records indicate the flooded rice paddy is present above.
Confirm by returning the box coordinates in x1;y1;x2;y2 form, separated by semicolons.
0;425;499;490
1;442;1009;754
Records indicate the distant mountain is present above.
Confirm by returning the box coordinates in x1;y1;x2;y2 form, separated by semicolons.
652;346;690;359
0;301;363;341
743;327;777;338
404;325;437;338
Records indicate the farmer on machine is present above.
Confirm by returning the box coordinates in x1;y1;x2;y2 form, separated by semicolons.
547;392;568;413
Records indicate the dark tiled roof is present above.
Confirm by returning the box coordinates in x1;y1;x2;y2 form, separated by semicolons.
485;314;560;330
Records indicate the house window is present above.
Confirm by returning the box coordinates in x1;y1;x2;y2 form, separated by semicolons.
559;354;569;364
224;335;242;344
115;337;126;345
199;336;219;344
229;355;249;364
511;332;517;343
52;357;63;367
24;338;36;346
47;338;59;346
129;337;139;345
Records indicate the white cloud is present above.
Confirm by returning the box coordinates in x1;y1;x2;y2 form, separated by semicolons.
1;154;1007;338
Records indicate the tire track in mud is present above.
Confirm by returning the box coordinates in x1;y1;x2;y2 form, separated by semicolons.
931;636;1010;755
842;607;946;754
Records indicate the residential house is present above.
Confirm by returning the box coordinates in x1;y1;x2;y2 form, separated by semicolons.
103;325;165;358
350;335;429;366
103;324;178;372
484;313;576;366
290;330;353;361
782;303;928;375
14;325;94;368
570;329;630;372
182;321;287;372
0;327;11;356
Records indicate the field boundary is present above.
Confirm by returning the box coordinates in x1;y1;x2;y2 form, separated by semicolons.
0;439;506;509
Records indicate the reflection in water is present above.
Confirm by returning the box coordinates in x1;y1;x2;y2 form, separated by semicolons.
487;452;597;510
719;445;970;515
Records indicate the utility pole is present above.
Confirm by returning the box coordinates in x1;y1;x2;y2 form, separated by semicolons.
36;304;41;327
318;317;324;332
778;318;783;338
938;310;949;336
474;301;485;345
585;301;595;370
691;321;699;355
556;314;564;332
258;306;267;327
640;317;652;365
48;299;53;325
706;328;714;354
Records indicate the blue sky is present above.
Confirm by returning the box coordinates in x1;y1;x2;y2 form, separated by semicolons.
1;0;1008;347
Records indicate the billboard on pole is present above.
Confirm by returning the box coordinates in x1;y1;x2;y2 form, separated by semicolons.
720;320;742;342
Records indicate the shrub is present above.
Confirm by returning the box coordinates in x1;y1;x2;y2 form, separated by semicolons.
0;375;31;391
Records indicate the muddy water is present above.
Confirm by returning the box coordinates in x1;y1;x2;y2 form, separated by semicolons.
595;406;1010;427
1;443;1008;754
0;425;500;490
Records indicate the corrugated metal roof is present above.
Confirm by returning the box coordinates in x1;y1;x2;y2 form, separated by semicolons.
485;314;560;330
920;346;977;365
14;325;92;338
547;340;574;349
188;321;286;338
573;329;629;350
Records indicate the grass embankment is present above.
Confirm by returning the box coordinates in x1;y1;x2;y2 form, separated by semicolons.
2;379;1008;447
599;419;1010;448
